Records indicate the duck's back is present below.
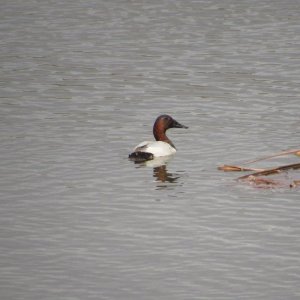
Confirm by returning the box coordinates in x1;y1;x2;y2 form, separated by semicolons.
134;141;176;157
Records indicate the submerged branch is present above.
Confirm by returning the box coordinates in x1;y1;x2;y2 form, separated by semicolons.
218;165;265;172
238;162;300;180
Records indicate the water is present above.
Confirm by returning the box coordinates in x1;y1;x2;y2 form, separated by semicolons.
1;0;300;299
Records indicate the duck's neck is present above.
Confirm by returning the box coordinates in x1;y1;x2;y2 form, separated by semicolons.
153;129;176;149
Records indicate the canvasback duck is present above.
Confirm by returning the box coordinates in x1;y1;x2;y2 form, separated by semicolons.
129;114;188;162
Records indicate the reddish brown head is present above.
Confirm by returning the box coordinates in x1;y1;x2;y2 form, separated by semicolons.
152;114;188;147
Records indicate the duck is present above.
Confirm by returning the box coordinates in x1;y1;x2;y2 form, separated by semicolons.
129;114;188;162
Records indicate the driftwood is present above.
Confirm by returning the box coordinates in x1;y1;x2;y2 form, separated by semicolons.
218;165;265;172
218;148;300;188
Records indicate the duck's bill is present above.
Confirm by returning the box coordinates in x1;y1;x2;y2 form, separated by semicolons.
172;120;188;129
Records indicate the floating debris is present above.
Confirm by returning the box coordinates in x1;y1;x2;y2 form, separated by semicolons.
218;148;300;189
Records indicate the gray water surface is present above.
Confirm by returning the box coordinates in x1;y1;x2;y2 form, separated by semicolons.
1;0;300;299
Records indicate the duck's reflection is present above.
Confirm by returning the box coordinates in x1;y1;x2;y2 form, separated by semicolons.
153;164;180;183
136;155;181;185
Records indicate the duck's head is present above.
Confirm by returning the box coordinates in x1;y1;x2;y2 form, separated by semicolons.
153;115;188;145
154;114;188;133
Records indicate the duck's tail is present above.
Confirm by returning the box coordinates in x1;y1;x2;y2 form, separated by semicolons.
128;151;154;163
